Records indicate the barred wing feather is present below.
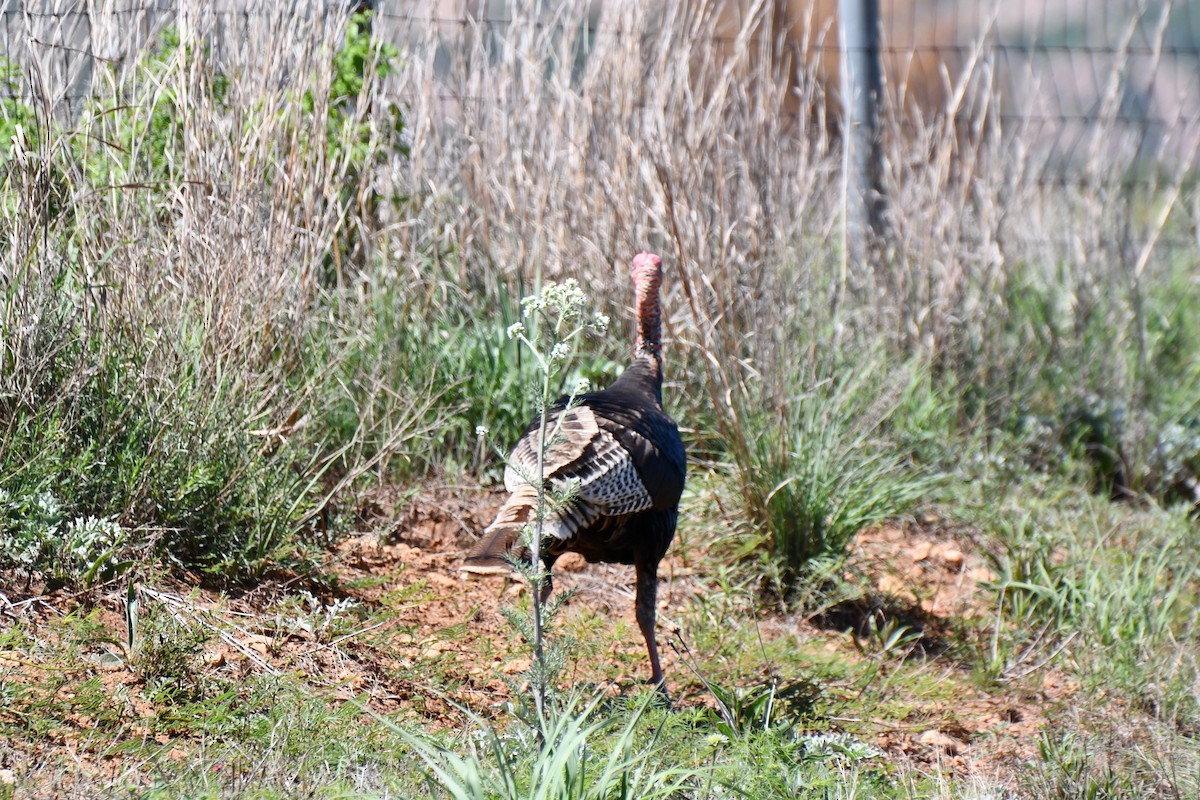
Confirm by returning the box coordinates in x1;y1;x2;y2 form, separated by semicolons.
504;405;653;517
503;405;599;491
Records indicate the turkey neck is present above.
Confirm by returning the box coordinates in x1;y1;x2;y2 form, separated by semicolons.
609;355;663;408
634;273;662;364
619;277;664;406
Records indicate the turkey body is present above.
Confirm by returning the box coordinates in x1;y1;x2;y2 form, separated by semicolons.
462;252;685;691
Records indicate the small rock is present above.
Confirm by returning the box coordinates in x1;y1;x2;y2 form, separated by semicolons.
967;566;996;583
877;574;899;594
433;520;458;541
243;635;271;657
940;547;964;566
421;641;452;660
0;769;16;786
918;729;964;755
909;540;933;562
556;553;587;572
878;574;912;600
395;543;422;560
503;658;532;675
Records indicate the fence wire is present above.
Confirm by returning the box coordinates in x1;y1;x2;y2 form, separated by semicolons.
2;0;1199;186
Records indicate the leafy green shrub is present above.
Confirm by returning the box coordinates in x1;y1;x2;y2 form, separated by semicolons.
1061;396;1200;509
930;256;1200;497
0;310;323;577
0;490;66;575
0;489;128;586
1150;417;1200;507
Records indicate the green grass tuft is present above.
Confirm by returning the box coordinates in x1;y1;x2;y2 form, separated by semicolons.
738;359;938;587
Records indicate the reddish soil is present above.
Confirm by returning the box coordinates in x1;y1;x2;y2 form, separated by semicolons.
843;523;1076;782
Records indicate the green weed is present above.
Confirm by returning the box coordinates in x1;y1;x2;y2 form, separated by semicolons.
403;692;701;800
1031;732;1139;799
740;360;937;588
477;276;610;729
132;602;210;704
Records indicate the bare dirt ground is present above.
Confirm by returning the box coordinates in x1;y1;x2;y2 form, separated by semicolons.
0;484;1075;794
844;525;1069;783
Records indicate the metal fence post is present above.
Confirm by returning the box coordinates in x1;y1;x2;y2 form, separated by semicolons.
838;0;887;273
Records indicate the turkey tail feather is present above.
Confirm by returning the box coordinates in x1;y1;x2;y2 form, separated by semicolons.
461;524;523;573
462;489;535;573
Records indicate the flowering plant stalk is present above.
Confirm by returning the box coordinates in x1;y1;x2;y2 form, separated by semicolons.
483;278;608;731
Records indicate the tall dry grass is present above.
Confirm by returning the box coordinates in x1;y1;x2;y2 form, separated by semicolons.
1;0;1196;579
382;0;1196;407
1;2;437;577
378;1;1198;566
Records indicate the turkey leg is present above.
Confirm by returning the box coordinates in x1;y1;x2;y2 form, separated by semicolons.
634;554;667;696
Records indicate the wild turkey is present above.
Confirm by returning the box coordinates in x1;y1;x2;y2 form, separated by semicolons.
462;251;686;691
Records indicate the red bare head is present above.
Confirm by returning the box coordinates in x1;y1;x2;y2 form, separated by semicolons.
631;251;663;290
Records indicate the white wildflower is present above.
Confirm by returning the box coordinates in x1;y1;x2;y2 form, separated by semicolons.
573;377;591;395
543;279;585;319
556;476;582;501
521;294;542;317
591;313;610;334
506;322;525;340
549;342;571;364
475;425;490;437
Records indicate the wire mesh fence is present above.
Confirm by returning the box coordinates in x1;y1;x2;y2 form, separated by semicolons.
2;0;1198;185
